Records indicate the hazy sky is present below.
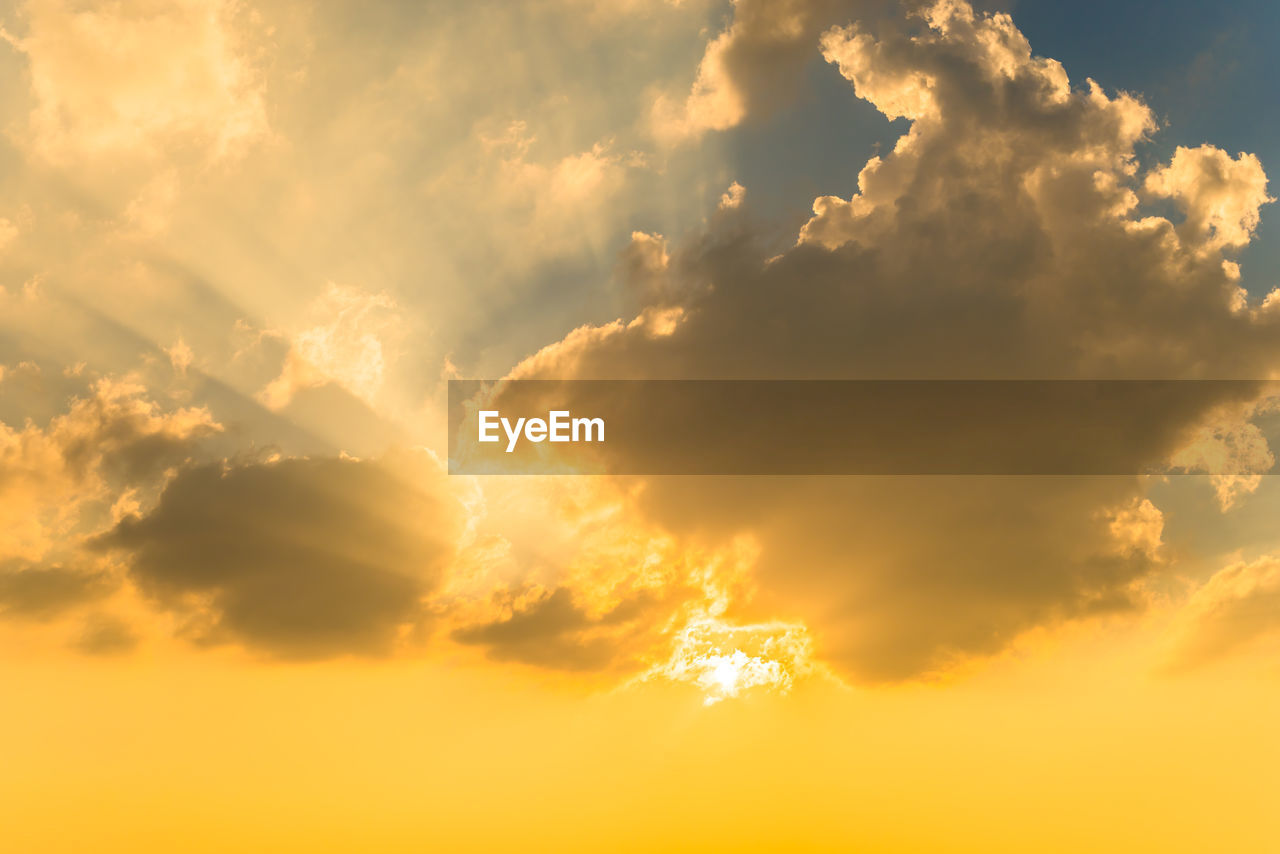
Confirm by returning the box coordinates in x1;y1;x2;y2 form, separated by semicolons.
1;1;1279;850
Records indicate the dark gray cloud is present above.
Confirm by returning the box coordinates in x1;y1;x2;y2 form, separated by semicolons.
454;586;672;672
0;560;113;620
96;454;459;658
627;476;1159;681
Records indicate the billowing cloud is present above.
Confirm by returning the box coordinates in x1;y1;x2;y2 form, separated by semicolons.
1145;145;1274;252
500;0;1279;681
0;372;221;563
52;376;223;486
96;452;461;658
0;0;1275;697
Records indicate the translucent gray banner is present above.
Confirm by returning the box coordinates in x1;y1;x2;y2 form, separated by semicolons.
447;380;1278;475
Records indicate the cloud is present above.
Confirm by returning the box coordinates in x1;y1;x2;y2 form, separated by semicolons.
164;337;195;378
0;0;1274;691
1106;498;1164;560
651;0;891;141
72;612;140;655
438;472;777;677
0;218;17;253
52;376;223;485
259;284;401;411
1170;393;1279;510
0;559;112;620
3;0;270;164
498;0;1280;681
718;181;746;210
0;373;221;563
1172;556;1280;668
616;231;677;310
95;452;461;658
1145;145;1274;252
453;586;640;671
639;616;816;704
450;121;645;264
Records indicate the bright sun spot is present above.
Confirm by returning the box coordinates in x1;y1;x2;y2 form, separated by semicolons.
641;616;815;705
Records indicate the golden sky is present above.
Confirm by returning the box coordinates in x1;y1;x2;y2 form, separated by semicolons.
1;0;1279;850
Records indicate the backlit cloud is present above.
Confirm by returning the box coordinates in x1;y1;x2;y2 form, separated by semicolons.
0;372;221;564
1145;145;1274;252
641;615;817;704
501;0;1279;681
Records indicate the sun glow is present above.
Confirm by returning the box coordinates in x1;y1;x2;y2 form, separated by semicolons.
643;616;817;705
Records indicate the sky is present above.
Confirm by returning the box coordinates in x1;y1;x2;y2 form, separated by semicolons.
1;0;1279;850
